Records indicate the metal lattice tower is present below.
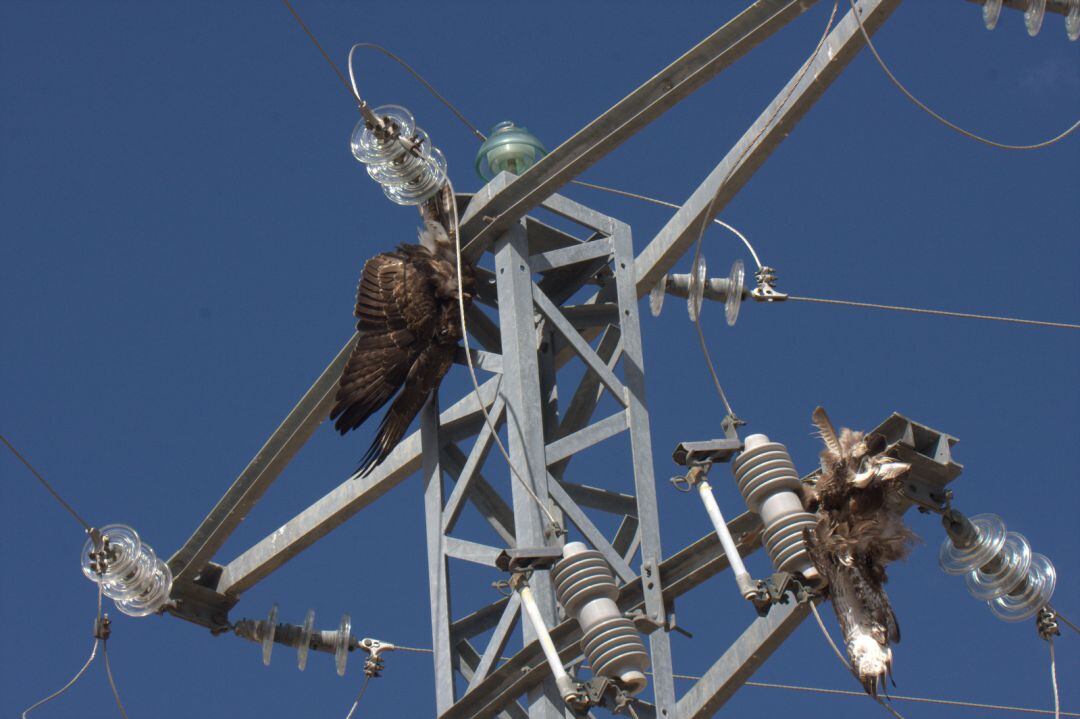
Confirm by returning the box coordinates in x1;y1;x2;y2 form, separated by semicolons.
158;0;1068;715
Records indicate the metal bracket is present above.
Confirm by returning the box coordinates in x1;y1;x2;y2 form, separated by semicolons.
94;614;112;641
358;637;396;677
750;266;787;302
495;547;564;573
672;439;743;467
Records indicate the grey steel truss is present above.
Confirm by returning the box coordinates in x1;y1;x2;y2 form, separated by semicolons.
160;1;964;716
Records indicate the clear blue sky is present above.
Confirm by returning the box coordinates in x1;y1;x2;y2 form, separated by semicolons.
2;1;1077;717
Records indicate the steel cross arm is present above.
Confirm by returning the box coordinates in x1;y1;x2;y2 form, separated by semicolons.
459;0;819;260
168;333;358;582
213;376;502;596
441;512;764;719
634;0;902;296
675;599;812;719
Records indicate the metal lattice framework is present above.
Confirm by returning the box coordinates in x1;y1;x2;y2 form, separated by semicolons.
160;0;1005;716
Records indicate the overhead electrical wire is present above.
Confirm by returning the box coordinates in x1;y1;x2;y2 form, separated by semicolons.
284;2;1079;341
846;0;1080;151
276;11;1078;717
1;433;94;533
1050;639;1061;719
343;675;372;719
788;295;1080;330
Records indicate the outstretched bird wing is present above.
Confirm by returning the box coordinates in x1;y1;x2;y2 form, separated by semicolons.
331;249;437;445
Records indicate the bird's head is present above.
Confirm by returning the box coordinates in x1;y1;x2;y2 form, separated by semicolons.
812;407;910;490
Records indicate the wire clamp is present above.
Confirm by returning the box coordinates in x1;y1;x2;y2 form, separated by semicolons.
94;614;112;641
358;638;396;677
751;266;788;302
1037;607;1061;641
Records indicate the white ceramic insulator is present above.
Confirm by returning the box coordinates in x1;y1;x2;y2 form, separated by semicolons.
731;435;819;581
552;543;649;695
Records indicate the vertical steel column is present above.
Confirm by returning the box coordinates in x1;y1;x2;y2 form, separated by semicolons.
423;395;456;713
493;222;566;719
609;220;676;716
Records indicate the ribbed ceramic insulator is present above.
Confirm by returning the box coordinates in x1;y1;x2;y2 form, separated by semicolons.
552;543;649;694
731;434;818;580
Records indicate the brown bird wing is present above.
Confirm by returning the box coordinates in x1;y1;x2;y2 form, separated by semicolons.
331;251;436;434
357;342;456;477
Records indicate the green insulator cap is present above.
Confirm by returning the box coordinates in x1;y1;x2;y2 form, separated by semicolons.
475;121;547;181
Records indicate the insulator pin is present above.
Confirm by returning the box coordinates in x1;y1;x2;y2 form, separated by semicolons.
731;435;819;581
552;543;649;694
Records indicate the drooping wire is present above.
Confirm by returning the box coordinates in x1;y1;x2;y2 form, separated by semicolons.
21;638;99;718
687;0;841;424
448;180;563;534
787;295;1080;330
1;433;94;533
347;43;487;142
103;642;131;719
845;0;1080;151
343;675;372;719
568;180;763;270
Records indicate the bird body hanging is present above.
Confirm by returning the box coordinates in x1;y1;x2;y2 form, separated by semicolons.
802;407;916;697
331;220;475;476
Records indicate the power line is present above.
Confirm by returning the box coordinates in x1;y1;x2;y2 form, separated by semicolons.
1;433;93;533
279;0;359;105
788;295;1080;330
347;43;487;142
846;0;1080;151
567;180;764;269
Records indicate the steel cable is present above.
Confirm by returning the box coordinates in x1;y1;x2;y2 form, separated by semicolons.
788;295;1080;330
1;433;94;533
846;0;1080;151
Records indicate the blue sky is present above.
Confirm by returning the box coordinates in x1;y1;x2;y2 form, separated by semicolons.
2;1;1077;717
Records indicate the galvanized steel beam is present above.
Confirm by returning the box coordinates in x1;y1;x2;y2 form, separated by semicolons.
458;0;819;259
168;333;357;582
634;0;903;296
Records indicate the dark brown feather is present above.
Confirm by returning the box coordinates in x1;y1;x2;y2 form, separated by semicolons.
331;239;475;477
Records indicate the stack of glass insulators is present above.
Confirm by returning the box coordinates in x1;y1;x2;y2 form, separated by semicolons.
939;513;1056;622
81;524;173;617
982;0;1079;40
350;105;447;206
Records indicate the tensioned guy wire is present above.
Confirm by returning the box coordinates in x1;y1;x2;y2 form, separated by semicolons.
846;0;1080;151
1;433;93;533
